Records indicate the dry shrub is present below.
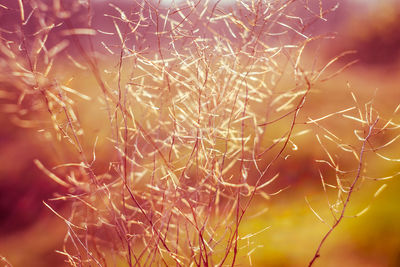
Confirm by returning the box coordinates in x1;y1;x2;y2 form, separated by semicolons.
0;0;398;266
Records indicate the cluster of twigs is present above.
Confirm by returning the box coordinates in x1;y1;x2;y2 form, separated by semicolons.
0;0;399;266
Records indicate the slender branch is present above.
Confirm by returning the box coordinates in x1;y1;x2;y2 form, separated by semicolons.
308;118;379;266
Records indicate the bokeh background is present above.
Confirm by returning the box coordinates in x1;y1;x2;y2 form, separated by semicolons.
1;0;399;266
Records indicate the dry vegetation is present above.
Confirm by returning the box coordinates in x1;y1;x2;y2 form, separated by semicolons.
0;0;399;266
